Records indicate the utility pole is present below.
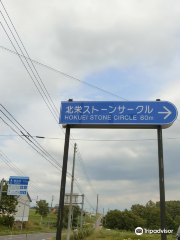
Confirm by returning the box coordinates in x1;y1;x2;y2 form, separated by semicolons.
103;208;104;226
48;195;54;228
67;143;77;240
70;207;74;229
84;209;86;224
95;194;98;229
80;194;84;228
0;178;4;203
77;214;79;228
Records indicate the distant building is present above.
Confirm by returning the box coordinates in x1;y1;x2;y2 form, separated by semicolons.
14;192;32;221
90;213;96;217
52;193;79;212
64;193;78;206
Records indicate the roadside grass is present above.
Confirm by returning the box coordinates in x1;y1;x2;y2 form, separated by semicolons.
80;213;99;228
0;209;58;236
29;209;57;223
0;210;99;236
0;221;57;236
85;229;176;240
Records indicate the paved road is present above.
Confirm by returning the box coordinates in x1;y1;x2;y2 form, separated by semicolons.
0;233;57;240
95;215;103;229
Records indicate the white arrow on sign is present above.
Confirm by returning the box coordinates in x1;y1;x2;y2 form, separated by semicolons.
158;106;172;119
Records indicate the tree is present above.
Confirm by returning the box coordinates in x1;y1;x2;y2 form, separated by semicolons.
105;209;124;230
59;205;81;229
156;200;180;220
131;204;146;219
146;200;156;208
175;215;180;227
35;200;49;223
149;207;161;229
0;182;18;227
145;200;156;228
104;209;146;231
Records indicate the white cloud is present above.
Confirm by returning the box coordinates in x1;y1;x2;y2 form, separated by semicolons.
0;0;180;212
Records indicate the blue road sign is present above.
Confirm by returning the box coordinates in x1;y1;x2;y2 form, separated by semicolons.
7;176;29;195
59;101;178;129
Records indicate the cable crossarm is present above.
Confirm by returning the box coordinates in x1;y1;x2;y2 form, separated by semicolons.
0;116;62;173
0;105;64;170
1;134;180;141
0;106;97;199
0;108;73;179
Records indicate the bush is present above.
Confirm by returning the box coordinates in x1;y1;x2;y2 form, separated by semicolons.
0;215;15;227
73;227;94;240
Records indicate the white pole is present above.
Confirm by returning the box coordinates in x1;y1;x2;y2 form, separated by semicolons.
20;200;29;232
67;143;77;240
48;195;54;228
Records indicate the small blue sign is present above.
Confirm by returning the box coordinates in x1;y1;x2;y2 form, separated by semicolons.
20;191;27;195
9;176;29;185
59;101;178;129
7;176;29;195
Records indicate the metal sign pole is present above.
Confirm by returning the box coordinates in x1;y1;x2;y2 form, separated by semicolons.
56;124;71;240
157;125;167;240
20;200;29;232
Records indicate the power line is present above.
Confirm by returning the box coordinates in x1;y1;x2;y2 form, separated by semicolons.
0;153;56;200
0;115;63;174
0;150;57;198
1;134;180;141
0;46;127;101
0;104;65;172
0;107;94;208
0;3;101;207
0;13;59;123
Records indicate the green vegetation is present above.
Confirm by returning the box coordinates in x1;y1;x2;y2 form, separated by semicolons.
0;209;57;236
0;207;97;236
51;228;175;240
103;200;180;233
85;229;175;240
29;209;57;226
52;225;94;240
62;205;81;229
73;227;94;239
0;182;18;227
0;220;56;236
0;199;100;236
34;199;49;224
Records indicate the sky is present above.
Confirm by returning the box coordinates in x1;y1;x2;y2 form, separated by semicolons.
0;0;180;215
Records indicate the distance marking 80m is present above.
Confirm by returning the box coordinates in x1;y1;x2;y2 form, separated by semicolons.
140;115;154;121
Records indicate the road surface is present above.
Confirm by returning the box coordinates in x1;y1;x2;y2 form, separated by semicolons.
95;215;103;229
0;232;60;240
